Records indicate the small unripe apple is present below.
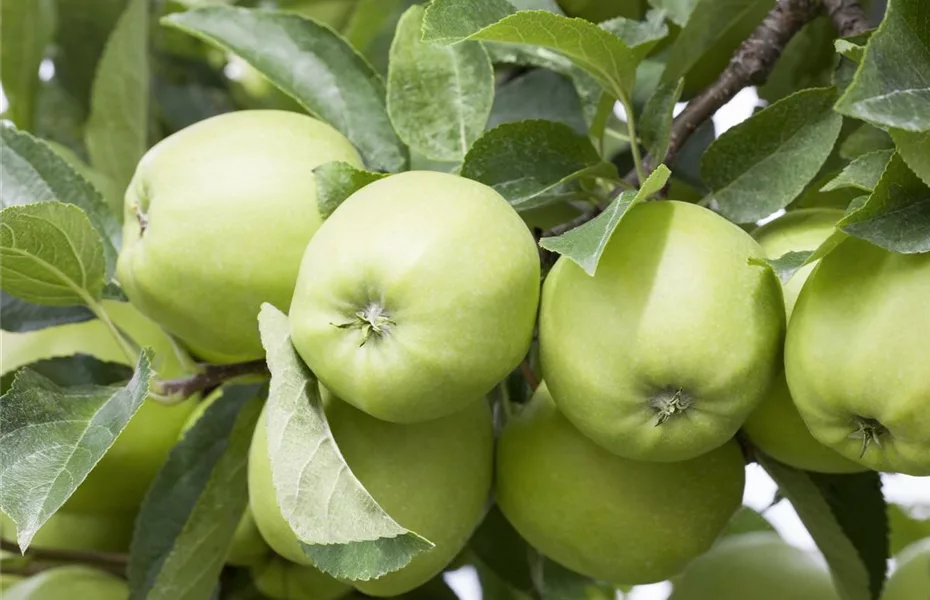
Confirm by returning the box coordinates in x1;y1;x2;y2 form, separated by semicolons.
1;510;133;554
3;566;128;600
117;110;364;364
250;554;350;600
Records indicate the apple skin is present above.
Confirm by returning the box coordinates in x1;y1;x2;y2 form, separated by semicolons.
785;237;930;475
882;537;930;600
539;200;784;462
3;566;129;600
289;171;540;423
496;382;745;586
1;510;133;554
742;209;866;474
248;394;493;596
0;300;197;514
250;554;350;600
117;110;364;364
668;532;839;600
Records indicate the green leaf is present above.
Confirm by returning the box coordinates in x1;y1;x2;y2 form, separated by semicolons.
821;149;894;193
640;78;683;166
890;129;930;187
540;164;671;274
314;161;386;220
889;503;930;556
487;70;588;135
163;6;407;172
835;39;865;62
470;506;536;596
0;355;132;396
759;16;836;104
0;203;106;306
838;152;930;254
647;0;700;26
343;0;402;53
835;0;930;132
533;556;616;600
85;0;150;203
0;351;152;551
387;4;493;162
749;251;814;285
461;120;618;211
0;292;93;334
759;455;887;600
423;4;638;102
129;385;263;600
257;304;432;580
600;9;668;62
661;0;770;96
0;127;120;277
703;87;844;223
0;0;56;130
840;123;894;160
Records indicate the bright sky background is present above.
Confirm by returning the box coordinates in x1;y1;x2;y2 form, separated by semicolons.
1;64;927;600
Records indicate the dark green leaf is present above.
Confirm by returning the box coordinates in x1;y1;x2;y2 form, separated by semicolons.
821;149;894;192
343;0;403;54
703;87;843;223
533;556;616;600
759;455;887;600
461;120;618;211
890;129;930;187
759;16;836;104
0;292;93;334
0;0;56;130
0;351;152;550
838;152;930;254
488;70;588;135
470;505;536;596
0;203;106;306
387;4;493;162
640;78;683;166
85;0;149;201
257;305;432;580
164;6;407;172
0;355;131;396
540;164;671;274
669;118;714;192
314;161;386;220
129;385;263;600
840;123;894;160
835;0;930;131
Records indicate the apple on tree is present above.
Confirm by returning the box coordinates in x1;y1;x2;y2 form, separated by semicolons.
2;566;129;600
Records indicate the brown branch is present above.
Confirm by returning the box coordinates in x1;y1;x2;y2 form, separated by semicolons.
0;539;128;576
822;0;871;37
154;359;269;399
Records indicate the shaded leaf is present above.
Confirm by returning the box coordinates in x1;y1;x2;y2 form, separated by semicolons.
257;304;432;580
387;4;493;162
0;203;106;306
0;354;131;396
703;87;843;223
0;0;56;130
749;251;814;285
0;351;152;551
344;0;403;53
821;149;894;192
314;161;386;220
461;120;617;211
164;6;407;172
487;70;588;135
129;386;263;600
840;123;894;160
890;129;930;187
640;78;683;166
0;292;93;334
540;164;670;274
759;16;836;104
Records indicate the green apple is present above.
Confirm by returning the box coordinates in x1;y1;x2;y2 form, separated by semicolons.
785;237;930;475
249;394;494;596
882;537;930;600
250;554;350;600
289;171;540;423
742;209;865;474
3;566;128;600
0;301;197;514
497;382;745;586
117;110;364;364
668;532;839;600
539;200;784;462
1;510;133;554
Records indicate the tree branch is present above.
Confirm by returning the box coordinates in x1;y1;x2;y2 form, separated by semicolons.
0;539;128;576
822;0;871;36
154;359;269;399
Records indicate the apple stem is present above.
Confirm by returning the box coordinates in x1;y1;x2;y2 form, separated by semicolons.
153;359;269;400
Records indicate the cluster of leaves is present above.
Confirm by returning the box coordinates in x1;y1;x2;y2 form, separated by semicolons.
1;0;928;599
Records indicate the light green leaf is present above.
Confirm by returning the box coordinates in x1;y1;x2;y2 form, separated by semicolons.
600;9;668;62
0;127;119;278
314;161;386;219
540;164;671;275
423;4;638;101
257;305;432;580
749;251;814;285
163;6;407;172
640;78;684;166
387;5;493;162
661;0;770;97
835;39;865;62
0;203;106;306
85;0;149;204
461;120;618;211
838;153;930;254
128;385;263;600
510;0;563;12
647;0;700;26
821;149;894;193
703;87;843;223
890;129;930;187
0;0;56;130
0;352;152;551
487;70;588;135
835;0;930;132
759;456;887;600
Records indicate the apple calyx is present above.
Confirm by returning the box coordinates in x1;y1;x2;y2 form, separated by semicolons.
334;303;395;347
132;202;149;236
651;387;692;426
849;416;888;458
